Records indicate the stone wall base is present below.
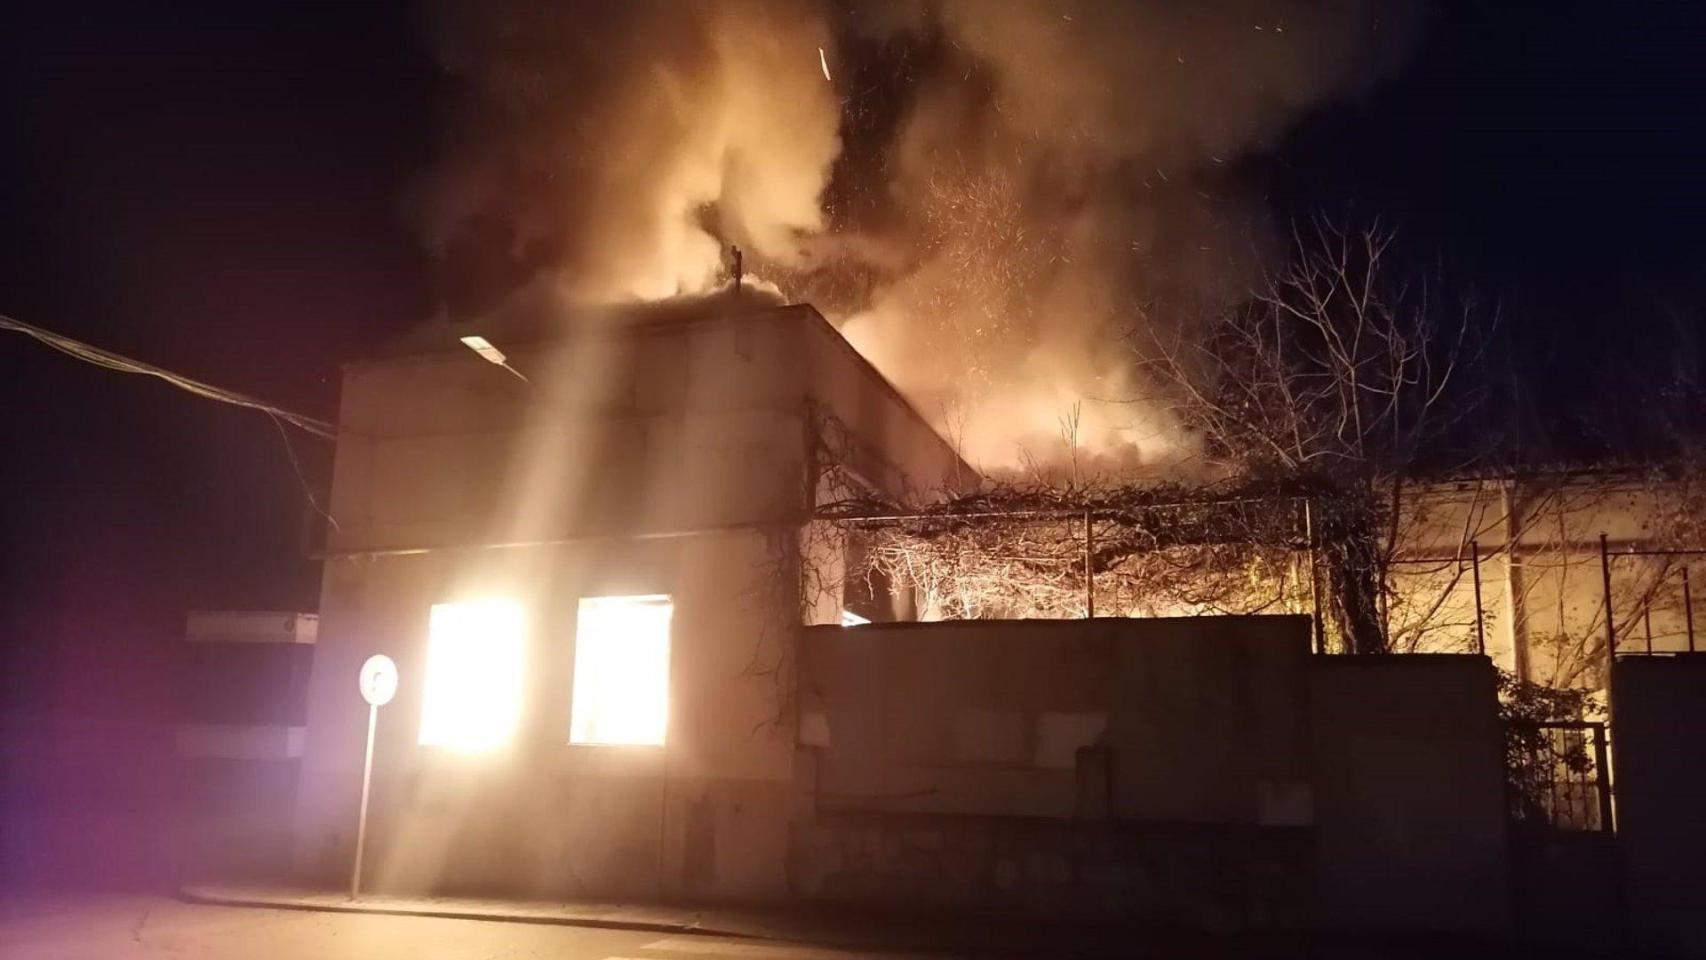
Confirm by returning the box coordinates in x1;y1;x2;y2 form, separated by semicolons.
789;811;1312;931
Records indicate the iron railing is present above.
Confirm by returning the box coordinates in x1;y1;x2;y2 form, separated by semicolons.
1507;720;1613;833
1598;537;1704;657
1385;535;1706;661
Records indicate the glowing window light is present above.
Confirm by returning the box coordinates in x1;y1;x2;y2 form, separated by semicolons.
418;599;525;752
570;595;672;746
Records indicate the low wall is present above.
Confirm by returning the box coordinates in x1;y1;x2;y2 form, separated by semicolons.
1511;834;1624;948
798;616;1313;823
1612;654;1706;957
353;767;794;902
789;811;1312;930
797;622;1508;932
1308;655;1509;935
177;615;314;881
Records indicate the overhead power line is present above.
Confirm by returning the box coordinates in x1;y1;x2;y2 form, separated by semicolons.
0;313;338;439
1;311;344;528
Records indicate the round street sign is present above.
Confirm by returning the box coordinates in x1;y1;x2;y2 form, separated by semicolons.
359;654;398;706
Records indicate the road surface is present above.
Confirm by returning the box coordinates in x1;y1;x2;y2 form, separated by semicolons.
0;895;953;960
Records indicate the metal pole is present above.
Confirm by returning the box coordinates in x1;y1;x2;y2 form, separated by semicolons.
1083;509;1095;619
351;702;378;900
1380;574;1390;644
1502;481;1532;681
1600;533;1616;657
1685;566;1696;654
1305;499;1325;655
1592;724;1614;834
1470;540;1486;657
655;730;670;899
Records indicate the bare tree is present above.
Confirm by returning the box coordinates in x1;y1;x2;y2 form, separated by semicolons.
808;218;1706;692
1137;217;1489;653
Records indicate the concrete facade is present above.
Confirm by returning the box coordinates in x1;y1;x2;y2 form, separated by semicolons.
292;303;969;902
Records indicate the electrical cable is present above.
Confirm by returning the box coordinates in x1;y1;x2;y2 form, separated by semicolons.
2;311;342;526
0;312;338;439
266;410;341;532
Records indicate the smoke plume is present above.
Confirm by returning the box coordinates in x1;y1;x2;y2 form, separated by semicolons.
421;0;1420;473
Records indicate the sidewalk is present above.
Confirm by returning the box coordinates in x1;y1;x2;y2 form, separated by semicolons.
179;884;1582;959
178;883;807;942
175;883;1180;957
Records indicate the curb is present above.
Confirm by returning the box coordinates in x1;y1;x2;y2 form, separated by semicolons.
175;886;766;942
176;887;1090;957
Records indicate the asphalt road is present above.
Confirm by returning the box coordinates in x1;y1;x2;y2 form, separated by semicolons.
0;895;950;960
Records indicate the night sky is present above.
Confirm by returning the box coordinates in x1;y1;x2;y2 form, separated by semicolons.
1;2;1703;743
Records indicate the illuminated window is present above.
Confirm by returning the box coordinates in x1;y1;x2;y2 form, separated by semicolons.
570;595;671;746
418;599;525;752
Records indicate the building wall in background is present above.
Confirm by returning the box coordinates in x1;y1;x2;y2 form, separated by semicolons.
1392;475;1700;687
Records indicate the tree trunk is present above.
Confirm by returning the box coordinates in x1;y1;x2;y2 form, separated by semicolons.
1316;485;1389;654
1325;530;1387;654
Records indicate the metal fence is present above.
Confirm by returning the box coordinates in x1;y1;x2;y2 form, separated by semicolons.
1383;535;1706;661
1507;720;1613;833
1598;536;1703;657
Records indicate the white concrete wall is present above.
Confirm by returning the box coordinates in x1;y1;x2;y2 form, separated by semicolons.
799;318;976;500
294;532;801;900
1393;475;1701;686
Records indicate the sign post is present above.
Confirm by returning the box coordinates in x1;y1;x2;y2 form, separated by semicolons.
351;654;397;900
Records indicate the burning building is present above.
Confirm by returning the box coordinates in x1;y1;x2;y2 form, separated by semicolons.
292;297;973;900
286;296;1525;935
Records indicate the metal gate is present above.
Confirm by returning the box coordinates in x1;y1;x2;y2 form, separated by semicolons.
1507;720;1613;833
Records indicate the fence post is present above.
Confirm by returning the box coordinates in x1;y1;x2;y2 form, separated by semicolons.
1305;498;1325;655
1600;533;1616;656
1592;724;1614;834
1083;509;1095;619
1685;566;1696;654
1470;540;1486;656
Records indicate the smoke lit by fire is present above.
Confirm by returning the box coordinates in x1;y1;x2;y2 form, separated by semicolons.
422;0;1419;473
